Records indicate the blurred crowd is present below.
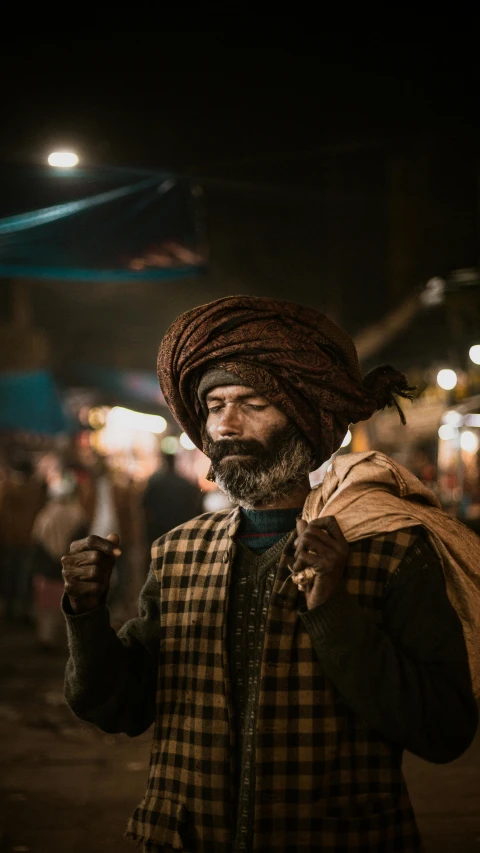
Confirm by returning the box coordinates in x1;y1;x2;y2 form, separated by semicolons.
0;445;214;650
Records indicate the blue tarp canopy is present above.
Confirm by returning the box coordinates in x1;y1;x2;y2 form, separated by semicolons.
0;370;71;434
0;166;207;281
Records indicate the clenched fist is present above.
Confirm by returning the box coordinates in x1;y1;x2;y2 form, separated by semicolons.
291;516;349;609
61;532;121;614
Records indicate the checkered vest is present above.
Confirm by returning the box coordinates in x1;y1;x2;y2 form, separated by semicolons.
126;508;422;852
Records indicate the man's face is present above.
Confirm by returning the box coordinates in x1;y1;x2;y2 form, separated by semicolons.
204;384;313;508
205;384;288;456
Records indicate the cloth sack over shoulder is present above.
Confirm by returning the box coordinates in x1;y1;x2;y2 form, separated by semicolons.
301;450;480;698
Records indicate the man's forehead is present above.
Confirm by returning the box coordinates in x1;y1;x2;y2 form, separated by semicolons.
205;384;266;401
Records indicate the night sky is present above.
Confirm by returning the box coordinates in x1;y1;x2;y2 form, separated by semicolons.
1;32;479;376
2;33;478;170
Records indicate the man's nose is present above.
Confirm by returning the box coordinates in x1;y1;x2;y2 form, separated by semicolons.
216;405;243;437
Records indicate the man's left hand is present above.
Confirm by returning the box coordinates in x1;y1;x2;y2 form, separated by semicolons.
292;516;350;609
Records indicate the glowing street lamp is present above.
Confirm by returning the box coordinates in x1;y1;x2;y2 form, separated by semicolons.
47;151;79;168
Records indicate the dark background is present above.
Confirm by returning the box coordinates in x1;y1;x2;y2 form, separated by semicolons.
0;30;479;375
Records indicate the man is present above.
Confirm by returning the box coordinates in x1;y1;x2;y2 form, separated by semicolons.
62;296;478;853
84;453;138;615
31;470;87;650
0;456;45;622
142;449;202;546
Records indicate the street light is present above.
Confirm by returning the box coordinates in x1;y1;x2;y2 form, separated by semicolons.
47;151;79;168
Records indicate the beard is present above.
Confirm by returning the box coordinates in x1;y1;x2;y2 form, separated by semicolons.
205;422;315;509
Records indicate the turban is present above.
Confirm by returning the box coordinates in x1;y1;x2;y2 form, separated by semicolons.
157;296;415;468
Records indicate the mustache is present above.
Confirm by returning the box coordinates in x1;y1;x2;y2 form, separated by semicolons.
206;423;314;509
207;438;268;464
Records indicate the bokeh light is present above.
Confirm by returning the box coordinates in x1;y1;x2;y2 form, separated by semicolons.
161;435;179;454
442;410;463;427
180;432;196;450
460;431;479;453
436;369;458;391
438;424;457;441
108;407;166;434
469;345;480;365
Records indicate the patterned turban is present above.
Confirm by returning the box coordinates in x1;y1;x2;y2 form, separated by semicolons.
157;296;414;468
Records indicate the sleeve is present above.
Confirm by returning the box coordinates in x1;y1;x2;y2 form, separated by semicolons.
299;530;479;763
63;564;160;737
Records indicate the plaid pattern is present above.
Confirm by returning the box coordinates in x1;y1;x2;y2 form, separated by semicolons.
126;509;423;852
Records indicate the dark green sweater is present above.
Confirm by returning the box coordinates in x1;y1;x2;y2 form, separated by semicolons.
227;508;302;847
235;506;301;553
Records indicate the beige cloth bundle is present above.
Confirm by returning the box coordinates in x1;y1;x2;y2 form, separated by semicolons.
298;450;480;698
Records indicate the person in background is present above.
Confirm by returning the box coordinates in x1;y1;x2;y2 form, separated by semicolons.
31;471;87;650
0;456;45;622
141;449;202;546
83;454;137;615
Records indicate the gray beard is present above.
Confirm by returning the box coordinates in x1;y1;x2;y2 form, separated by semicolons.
212;431;314;509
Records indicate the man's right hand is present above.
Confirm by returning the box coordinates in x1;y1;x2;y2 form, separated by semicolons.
61;533;122;614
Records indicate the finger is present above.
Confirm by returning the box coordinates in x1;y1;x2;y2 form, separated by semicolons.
291;552;331;575
62;557;112;581
61;551;113;574
293;550;329;568
74;549;112;565
63;578;105;598
69;534;119;558
296;518;308;537
307;516;345;541
106;532;122;557
295;529;337;557
62;552;112;574
62;563;104;583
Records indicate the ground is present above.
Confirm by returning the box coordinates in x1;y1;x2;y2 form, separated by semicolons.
0;619;479;852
